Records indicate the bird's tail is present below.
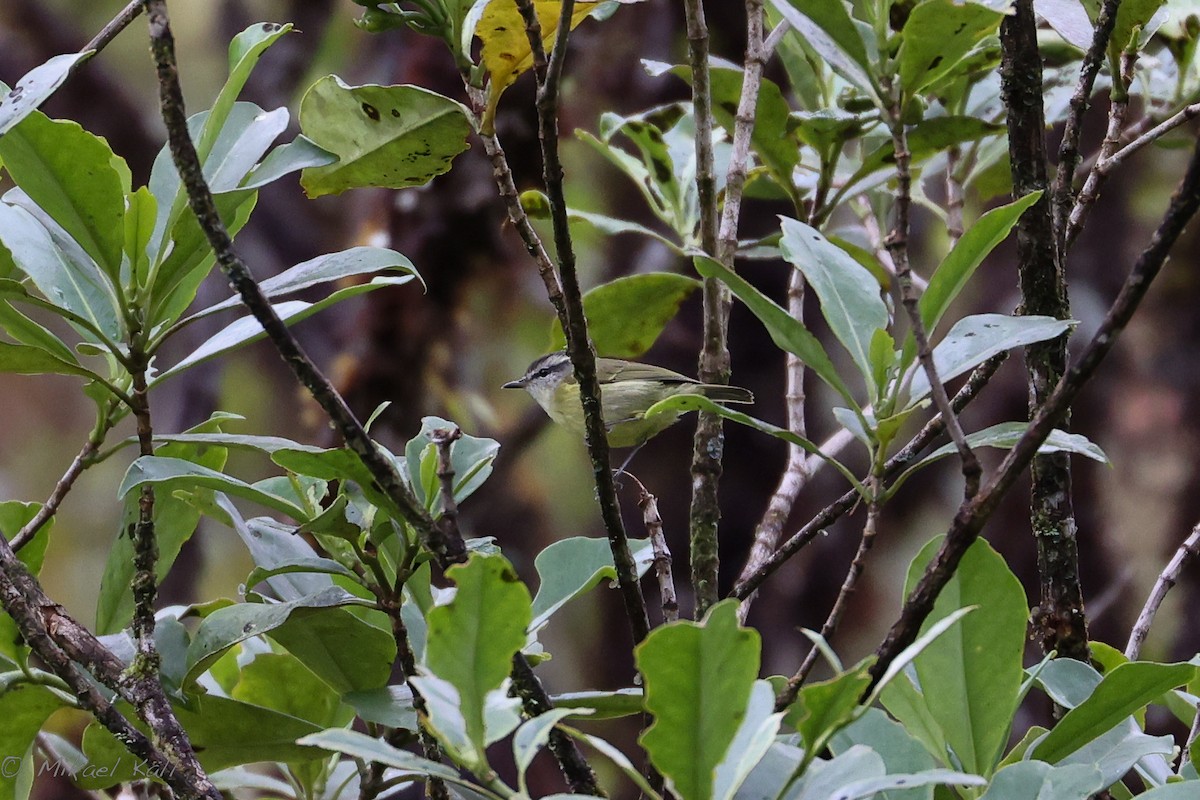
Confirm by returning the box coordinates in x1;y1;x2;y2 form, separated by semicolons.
698;384;754;404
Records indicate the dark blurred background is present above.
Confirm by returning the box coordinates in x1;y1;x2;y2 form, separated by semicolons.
3;0;1200;795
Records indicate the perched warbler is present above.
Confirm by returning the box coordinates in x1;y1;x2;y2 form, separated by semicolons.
503;350;754;449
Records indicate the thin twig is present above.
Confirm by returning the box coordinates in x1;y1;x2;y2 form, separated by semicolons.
867;128;1200;692
9;433;102;551
776;481;881;709
737;268;809;623
731;353;1006;600
82;0;144;54
628;475;678;624
1051;0;1122;251
510;0;650;644
885;110;981;499
1067;56;1178;248
946;147;965;247
142;0;464;566
683;0;727;617
1125;521;1200;660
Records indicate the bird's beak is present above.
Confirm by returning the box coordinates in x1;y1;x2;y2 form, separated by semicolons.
502;378;526;389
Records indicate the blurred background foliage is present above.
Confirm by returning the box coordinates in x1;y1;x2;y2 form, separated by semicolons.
3;0;1200;762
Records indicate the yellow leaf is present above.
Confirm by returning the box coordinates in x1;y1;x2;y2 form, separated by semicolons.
477;0;601;132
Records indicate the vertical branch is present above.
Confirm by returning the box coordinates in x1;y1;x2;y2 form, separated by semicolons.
1000;0;1089;661
127;351;161;678
885;108;981;499
686;0;766;616
510;0;650;644
737;270;808;622
683;0;725;617
1052;0;1123;250
629;475;679;624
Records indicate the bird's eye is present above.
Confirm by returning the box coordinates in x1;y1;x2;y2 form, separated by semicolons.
534;368;551;378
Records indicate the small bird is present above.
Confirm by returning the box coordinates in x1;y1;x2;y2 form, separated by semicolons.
503;351;754;449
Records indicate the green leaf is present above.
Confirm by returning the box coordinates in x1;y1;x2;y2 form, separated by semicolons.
0;110;125;283
118;456;308;520
0;54;90;136
788;661;875;758
530;536;656;629
239;134;337;189
343;685;418;730
1032;661;1197;764
232;652;352;728
693;254;854;404
1110;0;1169;71
514;708;585;786
0;202;121;342
549;272;700;358
183;586;375;687
424;554;532;760
0;681;68;800
779;217;888;391
147;189;257;327
644;394;864;492
830;707;939;800
907;315;1074;404
78;693;322;789
299;77;472;197
769;0;876;95
548;688;644;719
562;206;684;253
153;277;410;383
713;681;784;800
297;728;475;787
179;245;421;324
268;605;396;694
919;192;1043;334
637;601;761;800
667;63;798;184
899;0;1006;96
979;761;1105;800
0;283;78;363
0;340;95;379
918;422;1109;467
902;537;1028;776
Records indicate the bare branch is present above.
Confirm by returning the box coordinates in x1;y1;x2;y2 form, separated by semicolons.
731;354;1006;600
1052;0;1122;250
1125;521;1200;660
885;111;981;499
629;475;678;624
776;481;881;709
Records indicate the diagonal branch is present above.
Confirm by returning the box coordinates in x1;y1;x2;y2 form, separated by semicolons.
1125;521;1200;660
868;129;1200;690
142;0;464;567
731;354;1006;600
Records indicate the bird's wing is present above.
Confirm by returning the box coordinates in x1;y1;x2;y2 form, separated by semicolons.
598;358;697;384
